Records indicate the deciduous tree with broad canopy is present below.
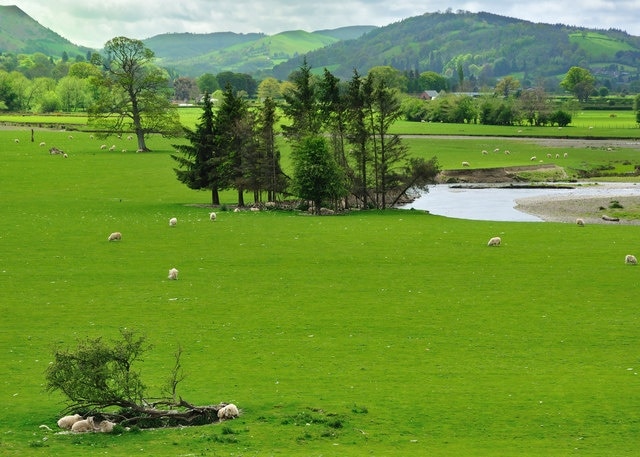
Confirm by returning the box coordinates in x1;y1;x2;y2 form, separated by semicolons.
88;36;182;151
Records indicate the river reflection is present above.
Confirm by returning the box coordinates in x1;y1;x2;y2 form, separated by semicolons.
399;183;640;222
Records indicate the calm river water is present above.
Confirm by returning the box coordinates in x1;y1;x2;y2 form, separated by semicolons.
399;183;640;222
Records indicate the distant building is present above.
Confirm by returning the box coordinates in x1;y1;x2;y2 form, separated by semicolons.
419;90;440;100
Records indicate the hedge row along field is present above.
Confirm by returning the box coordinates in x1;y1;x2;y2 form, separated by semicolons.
1;127;639;456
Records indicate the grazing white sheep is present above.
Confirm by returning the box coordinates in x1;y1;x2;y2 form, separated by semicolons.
563;152;568;158
576;218;585;226
169;217;177;226
108;232;122;241
71;416;95;432
555;153;560;159
217;403;239;420
90;134;94;139
487;236;501;247
504;150;510;155
234;208;241;213
250;207;260;212
100;144;107;150
168;268;179;280
109;145;116;151
13;138;19;143
546;153;552;158
493;148;500;152
625;254;637;265
95;420;116;433
209;212;217;221
63;153;68;158
126;135;133;140
39;141;46;147
530;156;537;161
68;135;73;139
57;414;83;430
461;161;470;167
481;150;488;155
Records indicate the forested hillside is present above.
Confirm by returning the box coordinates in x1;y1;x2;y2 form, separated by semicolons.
271;11;640;85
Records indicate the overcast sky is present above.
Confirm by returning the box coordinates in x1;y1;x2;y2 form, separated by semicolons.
2;0;639;49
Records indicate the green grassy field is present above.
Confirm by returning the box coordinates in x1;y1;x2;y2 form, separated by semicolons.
1;128;640;456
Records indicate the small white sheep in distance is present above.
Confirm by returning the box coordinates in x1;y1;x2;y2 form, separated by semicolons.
168;268;179;280
169;217;177;226
487;236;501;247
461;161;470;167
250;207;260;212
95;419;116;432
625;254;637;265
39;141;46;147
109;145;116;151
71;416;95;432
530;156;537;161
108;232;122;241
576;218;585;226
100;144;107;150
57;413;83;429
217;403;239;420
13;138;19;143
209;212;217;221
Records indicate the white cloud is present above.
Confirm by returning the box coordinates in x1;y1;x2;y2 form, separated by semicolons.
1;0;638;49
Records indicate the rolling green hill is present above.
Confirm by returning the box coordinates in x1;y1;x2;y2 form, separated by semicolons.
0;5;91;59
146;27;375;76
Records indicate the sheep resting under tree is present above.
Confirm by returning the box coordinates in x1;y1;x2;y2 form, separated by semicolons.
45;328;233;428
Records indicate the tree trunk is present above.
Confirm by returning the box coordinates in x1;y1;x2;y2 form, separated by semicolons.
211;188;220;206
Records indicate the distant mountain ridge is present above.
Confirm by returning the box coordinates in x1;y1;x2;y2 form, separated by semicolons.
0;5;91;58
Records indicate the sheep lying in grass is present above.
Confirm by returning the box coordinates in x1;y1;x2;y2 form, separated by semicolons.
209;212;217;221
169;217;177;226
108;232;122;241
217;403;239;420
168;268;179;280
461;161;470;167
71;416;95;432
57;414;83;429
95;419;116;433
625;254;637;265
576;218;585;226
487;236;501;247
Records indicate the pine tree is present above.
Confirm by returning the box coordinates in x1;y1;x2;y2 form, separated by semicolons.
171;93;222;205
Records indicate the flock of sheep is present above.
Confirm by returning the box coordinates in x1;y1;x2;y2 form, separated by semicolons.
461;147;569;168
52;403;239;434
107;211;218;281
487;218;638;265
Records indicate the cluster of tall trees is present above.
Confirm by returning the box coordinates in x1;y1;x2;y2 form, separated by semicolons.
172;59;440;211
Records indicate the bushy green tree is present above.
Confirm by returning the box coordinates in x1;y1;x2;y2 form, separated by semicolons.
560;66;596;102
291;136;347;214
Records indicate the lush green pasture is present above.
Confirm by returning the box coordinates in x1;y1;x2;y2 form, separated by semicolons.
1;129;640;456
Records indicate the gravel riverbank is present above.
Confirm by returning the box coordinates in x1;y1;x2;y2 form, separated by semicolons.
514;183;640;224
